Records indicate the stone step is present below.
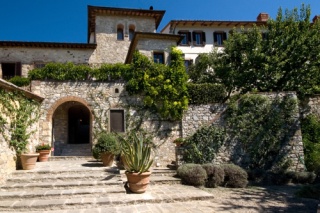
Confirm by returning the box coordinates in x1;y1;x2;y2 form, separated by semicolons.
0;185;125;201
0;184;214;212
0;179;123;191
1;174;180;192
7;172;120;183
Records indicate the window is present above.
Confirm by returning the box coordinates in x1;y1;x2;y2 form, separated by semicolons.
214;32;227;46
178;31;191;46
153;52;164;64
192;31;206;46
129;25;135;41
1;62;21;80
117;25;124;40
34;61;46;69
110;109;125;132
184;59;193;72
261;32;268;40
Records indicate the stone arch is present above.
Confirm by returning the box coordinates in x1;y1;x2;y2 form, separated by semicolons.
44;96;94;156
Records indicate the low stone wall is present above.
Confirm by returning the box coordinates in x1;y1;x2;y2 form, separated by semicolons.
0;133;16;185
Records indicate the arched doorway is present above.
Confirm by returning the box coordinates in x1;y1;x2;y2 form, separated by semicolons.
51;99;92;156
68;105;90;144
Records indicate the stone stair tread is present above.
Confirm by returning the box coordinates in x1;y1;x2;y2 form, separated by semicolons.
0;179;123;190
0;184;214;212
8;172;119;182
0;185;126;200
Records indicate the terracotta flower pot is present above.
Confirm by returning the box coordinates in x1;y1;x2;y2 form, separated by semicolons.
125;171;151;193
20;153;39;170
100;152;114;166
38;150;51;162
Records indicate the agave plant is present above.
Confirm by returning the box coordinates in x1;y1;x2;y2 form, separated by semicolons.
120;131;154;174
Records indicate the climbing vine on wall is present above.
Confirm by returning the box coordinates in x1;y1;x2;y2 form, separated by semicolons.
0;88;40;155
225;94;298;170
28;47;189;121
125;47;189;120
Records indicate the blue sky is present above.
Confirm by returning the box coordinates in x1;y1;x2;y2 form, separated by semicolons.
0;0;319;43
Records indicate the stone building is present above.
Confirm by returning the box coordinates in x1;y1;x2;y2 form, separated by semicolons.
0;6;182;166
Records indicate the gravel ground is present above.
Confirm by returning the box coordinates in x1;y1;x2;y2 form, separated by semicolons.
200;184;319;213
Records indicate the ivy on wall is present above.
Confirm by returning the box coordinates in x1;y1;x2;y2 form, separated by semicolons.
125;47;189;120
225;94;298;170
187;83;227;104
28;47;189;120
0;88;40;155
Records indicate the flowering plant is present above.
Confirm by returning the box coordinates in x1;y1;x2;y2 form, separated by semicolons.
35;143;52;152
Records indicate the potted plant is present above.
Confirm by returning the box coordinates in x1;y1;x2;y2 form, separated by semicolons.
92;132;120;166
35;143;53;162
119;131;154;193
173;138;184;147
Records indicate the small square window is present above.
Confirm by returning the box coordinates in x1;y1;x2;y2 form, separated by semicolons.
153;52;164;64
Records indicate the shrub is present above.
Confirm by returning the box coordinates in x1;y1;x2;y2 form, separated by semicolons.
222;164;248;188
286;171;316;184
202;163;224;188
177;164;207;186
8;76;30;87
187;83;227;104
295;184;320;199
183;125;225;164
92;132;120;160
301;114;320;173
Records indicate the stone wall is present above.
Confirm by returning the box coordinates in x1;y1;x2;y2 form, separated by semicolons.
180;92;305;171
94;15;156;64
0;128;16;185
0;48;95;78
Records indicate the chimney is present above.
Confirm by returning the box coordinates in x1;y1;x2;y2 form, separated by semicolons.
313;15;319;23
257;13;269;22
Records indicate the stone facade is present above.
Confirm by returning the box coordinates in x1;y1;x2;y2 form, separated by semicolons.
0;127;16;185
31;80;179;167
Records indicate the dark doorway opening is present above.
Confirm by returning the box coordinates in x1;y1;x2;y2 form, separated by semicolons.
68;105;90;144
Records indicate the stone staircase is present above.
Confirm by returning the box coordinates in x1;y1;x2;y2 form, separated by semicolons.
0;159;214;212
57;143;92;156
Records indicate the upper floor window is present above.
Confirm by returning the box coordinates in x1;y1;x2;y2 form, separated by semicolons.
192;31;206;46
184;59;193;72
214;32;227;46
117;25;124;40
153;52;164;64
129;25;135;41
178;31;191;46
1;62;21;80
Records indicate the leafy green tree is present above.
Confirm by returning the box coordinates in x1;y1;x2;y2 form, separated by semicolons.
189;5;320;98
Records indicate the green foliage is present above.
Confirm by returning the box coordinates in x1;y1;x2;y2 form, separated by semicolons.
183;125;225;164
222;164;248;188
28;48;188;121
189;5;320;97
301;114;320;173
8;76;30;87
187;83;227;104
295;184;320;199
35;143;51;151
0;89;40;155
177;163;207;186
202;163;224;188
125;47;189;120
92;132;120;160
118;131;154;174
226;94;298;170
